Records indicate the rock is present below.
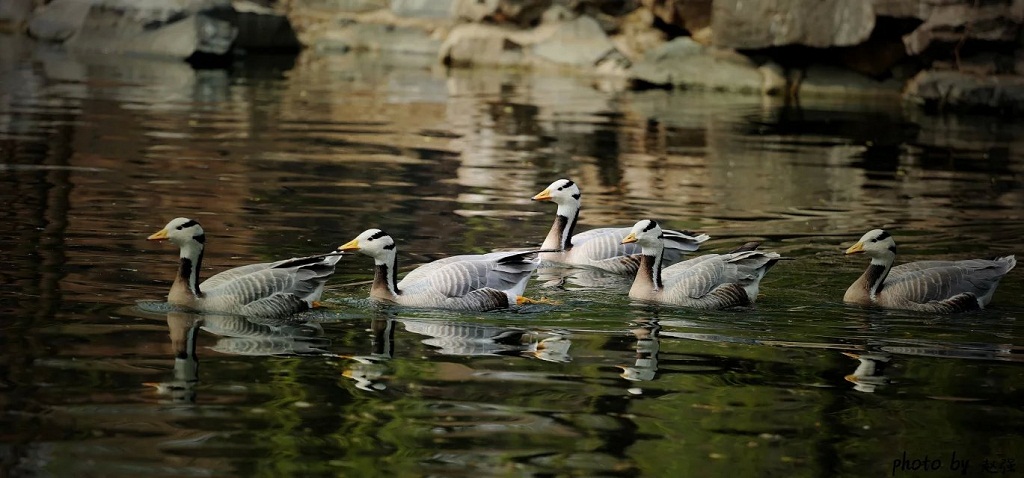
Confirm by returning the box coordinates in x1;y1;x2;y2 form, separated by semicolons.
901;1;1023;55
629;36;764;93
711;0;875;49
452;0;552;27
316;22;442;55
609;6;666;62
293;0;387;12
797;65;903;97
233;0;300;50
905;69;1024;114
439;23;528;67
27;0;91;42
639;0;711;35
758;62;787;96
29;0;237;58
0;0;34;32
440;15;626;70
391;0;455;19
532;14;617;67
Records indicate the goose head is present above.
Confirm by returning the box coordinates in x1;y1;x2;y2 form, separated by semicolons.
845;229;897;262
532;179;581;208
148;217;206;255
338;229;396;262
622;219;663;250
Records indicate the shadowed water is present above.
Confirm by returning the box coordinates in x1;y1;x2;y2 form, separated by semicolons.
1;35;1023;477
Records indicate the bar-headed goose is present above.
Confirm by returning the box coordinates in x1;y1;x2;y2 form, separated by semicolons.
148;217;342;318
532;179;709;274
844;229;1016;312
621;219;781;309
338;229;540;311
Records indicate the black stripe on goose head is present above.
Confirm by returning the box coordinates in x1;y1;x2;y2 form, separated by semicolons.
873;230;891;242
642;220;658;232
178;219;200;230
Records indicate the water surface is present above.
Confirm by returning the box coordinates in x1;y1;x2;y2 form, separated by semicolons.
1;36;1023;477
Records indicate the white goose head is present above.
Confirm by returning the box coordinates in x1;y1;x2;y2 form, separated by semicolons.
846;229;897;263
148;217;206;254
338;229;397;262
532;179;581;209
622;219;664;251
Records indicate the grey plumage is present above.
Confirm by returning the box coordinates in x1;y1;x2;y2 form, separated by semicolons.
338;229;539;311
844;229;1016;312
532;179;709;274
623;219;781;309
148;217;342;318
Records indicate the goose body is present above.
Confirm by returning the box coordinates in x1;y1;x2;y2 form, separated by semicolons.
622;220;781;309
532;179;709;274
148;217;341;318
844;229;1015;312
338;229;539;311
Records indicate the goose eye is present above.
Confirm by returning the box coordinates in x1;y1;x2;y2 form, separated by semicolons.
176;225;184;230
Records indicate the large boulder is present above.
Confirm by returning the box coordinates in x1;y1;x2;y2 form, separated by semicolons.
639;0;711;40
629;36;765;93
453;0;552;27
0;0;35;32
711;0;875;49
904;69;1024;114
29;0;237;58
440;13;627;70
897;0;1024;55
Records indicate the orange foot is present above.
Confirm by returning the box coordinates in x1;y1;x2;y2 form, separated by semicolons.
516;296;560;306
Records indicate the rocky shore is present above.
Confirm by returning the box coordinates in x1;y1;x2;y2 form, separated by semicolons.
4;0;1024;114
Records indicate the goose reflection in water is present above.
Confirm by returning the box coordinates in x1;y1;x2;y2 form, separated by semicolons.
536;265;633;290
619;318;661;382
145;311;203;403
341;317;396;392
399;319;572;363
146;310;333;402
842;352;892;393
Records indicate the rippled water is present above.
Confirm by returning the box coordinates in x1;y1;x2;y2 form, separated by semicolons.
2;34;1023;477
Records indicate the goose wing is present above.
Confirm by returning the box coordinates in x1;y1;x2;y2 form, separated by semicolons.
884;257;1015;306
662;251;781;300
200;254;341;317
399;251;540;298
572;227;709;272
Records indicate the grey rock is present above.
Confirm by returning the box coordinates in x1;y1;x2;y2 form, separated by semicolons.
711;0;875;49
0;0;34;32
629;37;763;93
293;0;388;12
28;0;91;42
29;0;237;58
391;0;455;19
532;15;615;67
452;0;552;26
639;0;711;34
797;65;903;97
905;70;1024;114
316;22;441;55
901;1;1022;55
440;23;528;67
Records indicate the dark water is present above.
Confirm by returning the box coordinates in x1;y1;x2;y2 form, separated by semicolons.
2;34;1023;477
